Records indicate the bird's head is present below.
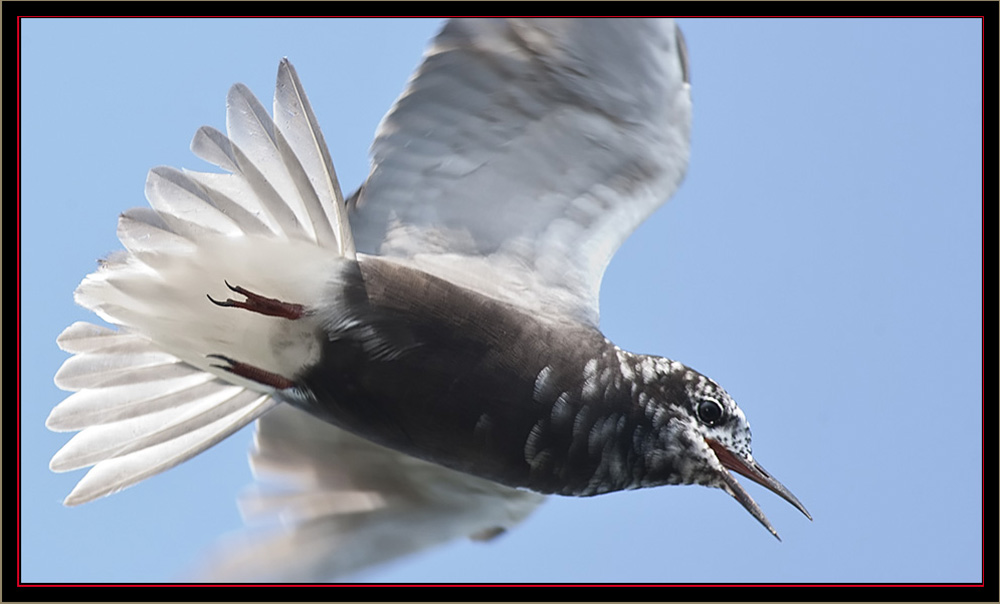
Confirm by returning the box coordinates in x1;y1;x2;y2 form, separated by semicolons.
643;365;812;539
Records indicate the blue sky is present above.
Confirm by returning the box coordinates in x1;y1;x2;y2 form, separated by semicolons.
20;18;982;583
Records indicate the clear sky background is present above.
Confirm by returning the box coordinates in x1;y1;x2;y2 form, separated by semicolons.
20;17;982;584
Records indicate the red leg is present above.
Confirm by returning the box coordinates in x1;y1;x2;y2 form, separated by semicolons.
207;354;297;390
207;281;305;319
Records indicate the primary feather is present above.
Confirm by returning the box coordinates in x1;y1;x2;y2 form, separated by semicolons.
351;19;691;326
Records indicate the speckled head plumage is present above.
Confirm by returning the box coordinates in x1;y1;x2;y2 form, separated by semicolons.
635;359;811;539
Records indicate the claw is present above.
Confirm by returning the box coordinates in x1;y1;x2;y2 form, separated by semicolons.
207;354;297;390
206;281;305;319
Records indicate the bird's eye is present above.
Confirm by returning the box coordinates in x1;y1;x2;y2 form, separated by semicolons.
697;399;724;425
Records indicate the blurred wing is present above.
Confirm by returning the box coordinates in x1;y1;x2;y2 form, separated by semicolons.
196;405;544;582
350;18;692;326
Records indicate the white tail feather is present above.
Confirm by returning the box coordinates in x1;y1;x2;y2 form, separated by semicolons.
50;59;351;505
60;389;274;506
272;61;352;256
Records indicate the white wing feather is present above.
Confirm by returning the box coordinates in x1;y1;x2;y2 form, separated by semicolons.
196;405;543;582
351;18;692;326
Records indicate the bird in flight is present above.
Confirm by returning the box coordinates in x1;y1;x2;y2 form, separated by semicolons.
49;18;810;581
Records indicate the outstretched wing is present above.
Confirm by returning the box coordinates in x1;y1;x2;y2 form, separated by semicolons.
350;18;692;326
196;405;544;582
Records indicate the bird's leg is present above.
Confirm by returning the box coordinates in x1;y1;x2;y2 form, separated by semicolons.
207;354;297;390
207;281;305;319
205;281;302;389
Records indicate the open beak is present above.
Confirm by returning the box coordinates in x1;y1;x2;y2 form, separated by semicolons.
706;438;812;541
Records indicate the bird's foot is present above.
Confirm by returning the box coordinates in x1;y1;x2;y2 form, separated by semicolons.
207;281;305;319
207;354;297;390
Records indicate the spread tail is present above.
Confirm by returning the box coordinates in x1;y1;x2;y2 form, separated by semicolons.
49;60;351;504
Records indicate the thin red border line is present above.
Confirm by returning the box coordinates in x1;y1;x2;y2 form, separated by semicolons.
979;14;986;592
17;11;24;588
11;14;994;18
15;583;989;587
15;14;989;589
17;584;991;588
15;14;990;590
